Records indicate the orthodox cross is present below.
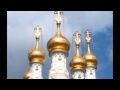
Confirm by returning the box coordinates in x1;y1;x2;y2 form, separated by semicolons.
73;31;81;45
84;30;91;42
34;26;42;38
54;11;63;24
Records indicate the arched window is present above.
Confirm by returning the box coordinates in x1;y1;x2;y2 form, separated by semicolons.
90;69;93;75
78;75;81;78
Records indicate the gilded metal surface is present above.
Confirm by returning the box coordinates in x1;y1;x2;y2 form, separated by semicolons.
83;52;97;67
73;31;81;46
29;26;46;64
54;11;63;24
29;49;45;64
47;34;70;56
84;30;91;45
83;30;98;67
23;69;31;79
69;31;87;71
70;55;87;72
47;11;70;56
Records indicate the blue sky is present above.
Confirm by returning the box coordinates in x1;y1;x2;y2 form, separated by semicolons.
7;11;113;79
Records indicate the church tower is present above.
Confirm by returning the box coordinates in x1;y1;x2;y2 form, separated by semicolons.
69;31;87;79
23;26;46;79
47;11;70;79
83;30;98;79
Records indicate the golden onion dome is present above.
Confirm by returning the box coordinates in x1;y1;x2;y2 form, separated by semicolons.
47;33;70;56
69;31;87;72
83;50;98;68
28;26;46;64
23;70;32;79
83;30;98;68
47;11;70;56
69;47;87;72
29;48;45;64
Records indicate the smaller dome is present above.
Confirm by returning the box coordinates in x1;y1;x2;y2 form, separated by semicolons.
83;52;98;68
83;30;98;68
69;31;87;72
28;48;46;64
23;70;31;79
69;55;87;72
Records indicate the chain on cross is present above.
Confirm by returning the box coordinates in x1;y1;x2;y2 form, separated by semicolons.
73;31;81;45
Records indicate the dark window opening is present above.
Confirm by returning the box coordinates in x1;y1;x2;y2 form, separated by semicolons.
58;58;61;61
36;66;38;70
78;75;81;78
90;72;92;75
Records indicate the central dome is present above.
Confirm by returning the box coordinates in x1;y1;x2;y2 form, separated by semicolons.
47;33;70;56
47;11;70;57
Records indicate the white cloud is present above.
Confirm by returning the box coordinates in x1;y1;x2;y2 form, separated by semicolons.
7;11;113;79
65;11;113;34
105;30;113;62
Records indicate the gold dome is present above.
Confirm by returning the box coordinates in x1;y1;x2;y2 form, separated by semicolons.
47;33;70;56
47;11;70;56
69;31;87;72
28;48;45;64
83;51;98;67
28;26;46;64
69;48;87;72
83;30;98;68
23;70;31;79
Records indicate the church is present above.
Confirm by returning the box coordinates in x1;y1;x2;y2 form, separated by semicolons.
23;11;98;79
